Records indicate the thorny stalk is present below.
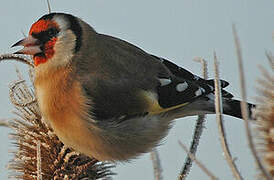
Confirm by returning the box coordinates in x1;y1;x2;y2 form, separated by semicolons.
193;57;208;79
178;141;218;180
232;25;272;180
178;57;208;180
150;149;163;180
265;51;274;70
0;54;34;67
9;79;36;107
214;51;243;180
0;119;11;127
46;0;51;13
36;140;42;180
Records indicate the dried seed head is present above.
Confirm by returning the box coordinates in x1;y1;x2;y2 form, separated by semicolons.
254;54;274;178
2;55;115;180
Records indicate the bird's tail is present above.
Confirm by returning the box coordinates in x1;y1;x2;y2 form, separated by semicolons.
170;94;256;120
222;99;255;119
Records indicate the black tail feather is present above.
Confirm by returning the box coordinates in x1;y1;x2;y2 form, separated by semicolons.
205;79;229;88
223;99;256;119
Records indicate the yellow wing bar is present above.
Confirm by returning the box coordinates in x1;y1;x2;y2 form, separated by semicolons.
141;91;189;115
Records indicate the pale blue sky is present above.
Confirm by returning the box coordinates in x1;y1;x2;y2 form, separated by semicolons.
0;1;273;180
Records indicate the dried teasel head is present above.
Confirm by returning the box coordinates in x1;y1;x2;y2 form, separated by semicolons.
2;54;115;180
254;52;274;178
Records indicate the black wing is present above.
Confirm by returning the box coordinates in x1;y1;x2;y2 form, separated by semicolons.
152;55;233;109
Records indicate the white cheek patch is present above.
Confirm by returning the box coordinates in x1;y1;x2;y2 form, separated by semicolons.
45;30;76;68
53;15;69;30
176;82;188;92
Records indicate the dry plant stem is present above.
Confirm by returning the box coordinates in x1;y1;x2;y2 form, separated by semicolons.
150;149;163;180
193;57;208;79
46;0;51;13
9;79;36;107
265;51;274;70
37;140;42;180
232;25;272;180
0;54;34;67
21;30;27;38
0;119;11;127
178;57;208;180
179;116;206;180
178;141;218;180
214;52;243;180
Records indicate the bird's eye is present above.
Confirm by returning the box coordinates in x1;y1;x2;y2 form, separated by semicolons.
47;28;58;37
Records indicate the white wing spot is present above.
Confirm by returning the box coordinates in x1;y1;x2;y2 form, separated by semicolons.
201;88;205;93
195;88;202;96
159;78;172;86
207;93;215;100
176;82;188;92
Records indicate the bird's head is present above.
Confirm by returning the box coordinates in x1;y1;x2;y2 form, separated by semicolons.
12;13;82;67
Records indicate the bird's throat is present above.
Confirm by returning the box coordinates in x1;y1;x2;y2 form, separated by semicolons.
34;56;48;66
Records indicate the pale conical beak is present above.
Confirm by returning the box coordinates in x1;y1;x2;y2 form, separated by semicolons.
12;36;42;55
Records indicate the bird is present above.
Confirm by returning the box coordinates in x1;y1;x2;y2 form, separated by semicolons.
11;12;255;161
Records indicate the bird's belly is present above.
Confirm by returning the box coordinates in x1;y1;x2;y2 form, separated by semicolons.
34;72;171;161
36;80;92;147
34;78;135;161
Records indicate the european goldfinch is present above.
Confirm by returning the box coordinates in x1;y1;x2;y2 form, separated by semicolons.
12;13;255;161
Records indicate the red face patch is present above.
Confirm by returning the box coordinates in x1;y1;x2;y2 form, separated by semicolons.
29;19;59;66
34;37;57;66
29;19;58;35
